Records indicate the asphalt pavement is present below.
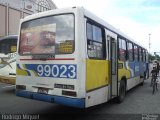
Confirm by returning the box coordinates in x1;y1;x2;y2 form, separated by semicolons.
0;77;160;120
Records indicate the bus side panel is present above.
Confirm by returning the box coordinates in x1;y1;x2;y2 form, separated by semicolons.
118;60;131;81
86;59;109;91
85;59;110;107
118;60;137;90
139;61;146;74
85;86;109;108
139;61;147;83
118;60;145;90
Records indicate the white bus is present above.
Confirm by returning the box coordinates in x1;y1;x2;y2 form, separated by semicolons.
0;35;17;84
16;7;148;108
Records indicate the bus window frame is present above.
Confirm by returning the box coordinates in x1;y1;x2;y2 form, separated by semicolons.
133;44;138;62
118;37;127;61
138;47;142;62
0;38;17;54
142;49;146;62
127;41;134;62
18;13;75;56
86;20;106;60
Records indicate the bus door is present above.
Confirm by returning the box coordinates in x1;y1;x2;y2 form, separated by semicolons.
106;30;118;98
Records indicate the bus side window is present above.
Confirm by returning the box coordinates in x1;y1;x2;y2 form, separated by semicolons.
134;45;138;62
0;43;10;54
107;36;110;60
0;38;17;54
86;22;105;59
127;42;134;62
146;51;149;63
10;39;17;52
118;38;127;61
139;47;142;62
143;49;146;62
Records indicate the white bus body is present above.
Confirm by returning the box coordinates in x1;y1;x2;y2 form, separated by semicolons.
0;35;17;84
16;7;148;108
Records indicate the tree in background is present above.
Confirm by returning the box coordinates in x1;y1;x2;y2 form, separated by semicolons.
149;53;160;62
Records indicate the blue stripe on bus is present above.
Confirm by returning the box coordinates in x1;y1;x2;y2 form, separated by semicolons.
21;64;77;79
123;61;147;77
16;90;85;108
17;64;31;76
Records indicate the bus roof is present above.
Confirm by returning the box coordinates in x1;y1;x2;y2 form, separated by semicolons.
20;7;147;50
83;8;146;49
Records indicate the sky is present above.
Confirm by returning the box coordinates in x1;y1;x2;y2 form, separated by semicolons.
53;0;160;54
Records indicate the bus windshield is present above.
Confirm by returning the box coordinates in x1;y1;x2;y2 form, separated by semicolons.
19;14;74;55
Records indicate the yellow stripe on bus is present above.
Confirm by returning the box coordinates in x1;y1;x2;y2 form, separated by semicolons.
86;59;110;91
118;61;131;81
16;64;38;76
16;67;28;76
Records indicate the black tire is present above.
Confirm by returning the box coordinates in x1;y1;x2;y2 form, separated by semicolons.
117;80;126;103
140;73;145;86
139;80;144;86
139;78;144;86
144;72;147;80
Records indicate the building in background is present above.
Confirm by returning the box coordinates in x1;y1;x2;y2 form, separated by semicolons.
0;0;57;37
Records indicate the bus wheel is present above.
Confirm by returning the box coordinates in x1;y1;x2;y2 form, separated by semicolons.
140;73;145;86
117;80;126;103
139;80;144;86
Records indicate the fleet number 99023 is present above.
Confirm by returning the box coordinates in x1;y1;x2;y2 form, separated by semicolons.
37;64;77;79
